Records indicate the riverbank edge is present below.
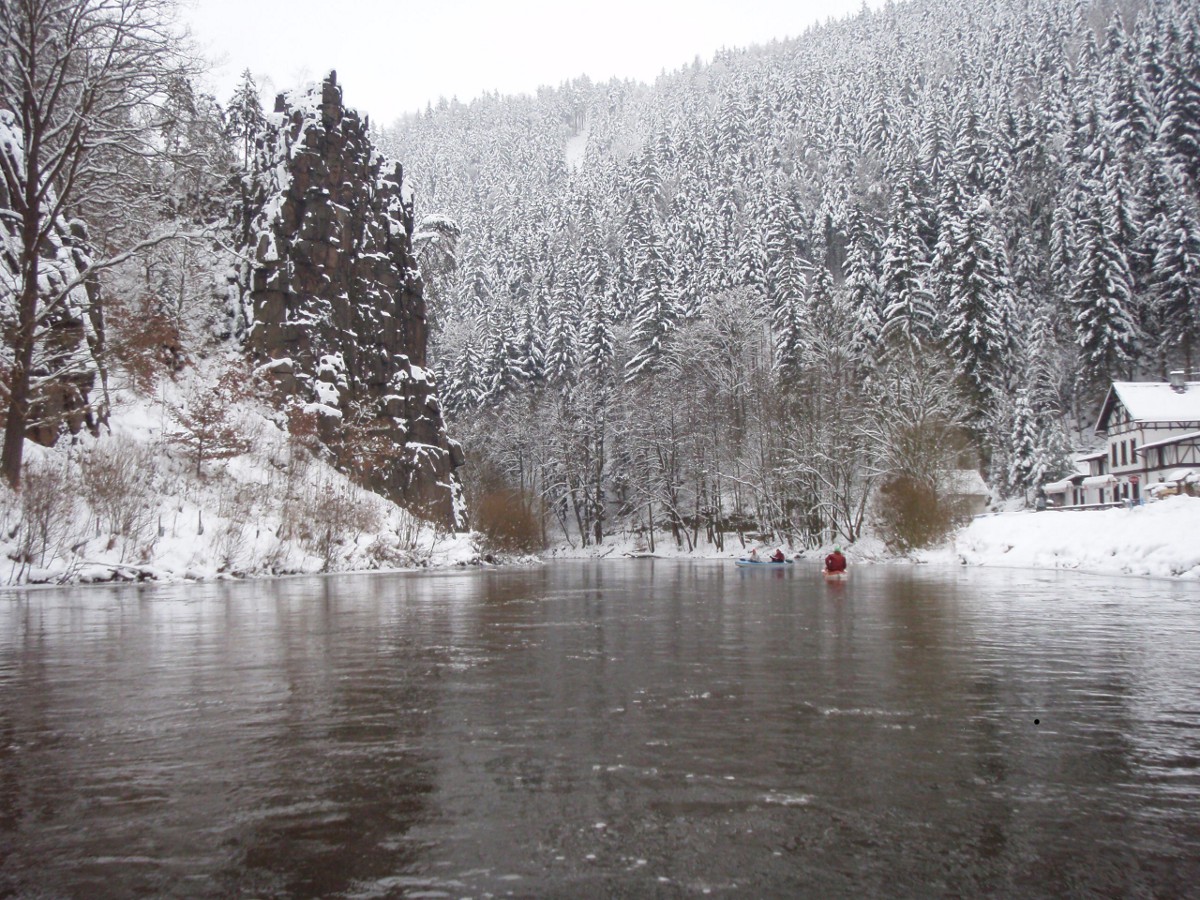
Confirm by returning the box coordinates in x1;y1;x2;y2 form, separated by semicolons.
6;496;1197;590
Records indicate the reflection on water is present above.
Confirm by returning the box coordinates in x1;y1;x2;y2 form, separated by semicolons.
1;563;1198;896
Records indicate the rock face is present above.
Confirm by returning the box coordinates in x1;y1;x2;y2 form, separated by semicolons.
234;73;465;528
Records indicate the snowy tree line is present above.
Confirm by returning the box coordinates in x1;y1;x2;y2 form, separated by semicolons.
383;0;1200;548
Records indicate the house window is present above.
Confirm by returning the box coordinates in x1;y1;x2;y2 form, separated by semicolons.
1131;438;1137;460
1159;447;1166;468
1121;441;1128;466
1111;444;1118;466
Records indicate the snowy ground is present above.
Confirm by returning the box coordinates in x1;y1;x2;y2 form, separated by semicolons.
921;495;1200;579
0;371;482;587
5;368;1198;587
548;497;1200;581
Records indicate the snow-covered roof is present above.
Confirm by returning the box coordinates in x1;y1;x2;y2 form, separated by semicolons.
945;469;989;496
1043;474;1084;492
1136;430;1200;453
1081;474;1115;487
1163;469;1199;483
1096;382;1200;433
1079;449;1108;461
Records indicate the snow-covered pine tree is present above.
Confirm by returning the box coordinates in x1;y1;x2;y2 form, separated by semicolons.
1070;197;1139;395
938;197;1016;404
1156;27;1200;188
1005;389;1041;497
1153;202;1200;374
544;282;577;388
226;69;265;167
844;208;885;358
880;180;937;345
581;290;615;387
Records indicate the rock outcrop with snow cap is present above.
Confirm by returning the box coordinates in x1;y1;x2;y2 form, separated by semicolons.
234;72;465;528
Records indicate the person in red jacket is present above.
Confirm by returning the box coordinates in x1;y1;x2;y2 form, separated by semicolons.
824;546;847;574
770;548;786;562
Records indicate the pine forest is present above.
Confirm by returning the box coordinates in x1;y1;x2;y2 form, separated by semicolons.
381;0;1200;550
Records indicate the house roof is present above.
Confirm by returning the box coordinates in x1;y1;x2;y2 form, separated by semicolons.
945;469;989;496
1095;381;1200;433
1043;474;1084;492
1136;430;1200;453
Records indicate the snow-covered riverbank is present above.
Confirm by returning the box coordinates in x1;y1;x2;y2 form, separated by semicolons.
6;370;1198;588
546;496;1200;581
0;379;481;588
922;495;1200;579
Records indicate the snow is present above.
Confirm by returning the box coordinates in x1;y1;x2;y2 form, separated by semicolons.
565;129;589;171
1138;430;1200;452
922;497;1200;579
313;380;340;406
1099;382;1200;428
0;375;485;588
540;495;1200;582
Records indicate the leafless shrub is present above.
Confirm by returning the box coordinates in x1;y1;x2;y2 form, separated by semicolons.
212;520;249;573
14;459;79;576
873;474;970;553
286;478;383;571
79;436;158;563
363;509;436;567
393;508;432;554
473;487;544;554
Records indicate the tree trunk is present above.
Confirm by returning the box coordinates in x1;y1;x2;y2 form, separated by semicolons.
2;247;41;489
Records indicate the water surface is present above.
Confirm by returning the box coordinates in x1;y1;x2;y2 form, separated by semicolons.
1;562;1198;896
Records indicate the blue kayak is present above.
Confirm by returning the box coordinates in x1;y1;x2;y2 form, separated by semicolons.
734;558;793;567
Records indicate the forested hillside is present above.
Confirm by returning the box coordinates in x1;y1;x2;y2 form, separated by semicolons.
383;0;1200;550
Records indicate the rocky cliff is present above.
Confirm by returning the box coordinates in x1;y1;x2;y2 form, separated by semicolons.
234;73;465;528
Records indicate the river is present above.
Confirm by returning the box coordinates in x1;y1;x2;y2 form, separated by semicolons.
1;562;1198;897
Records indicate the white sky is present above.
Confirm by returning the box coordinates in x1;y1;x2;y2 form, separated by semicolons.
182;0;878;125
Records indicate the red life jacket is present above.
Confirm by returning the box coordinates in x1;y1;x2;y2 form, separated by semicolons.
824;551;846;572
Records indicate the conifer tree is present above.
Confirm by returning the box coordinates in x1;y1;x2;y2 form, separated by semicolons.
844;209;885;356
1153;203;1200;374
938;198;1015;401
1070;198;1139;393
880;181;937;344
226;69;265;166
1157;30;1200;187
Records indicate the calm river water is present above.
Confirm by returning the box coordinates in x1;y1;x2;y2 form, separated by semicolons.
1;562;1198;897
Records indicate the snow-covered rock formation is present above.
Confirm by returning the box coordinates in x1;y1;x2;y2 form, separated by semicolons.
233;72;465;528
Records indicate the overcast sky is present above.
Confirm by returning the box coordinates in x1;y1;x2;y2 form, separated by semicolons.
183;0;878;125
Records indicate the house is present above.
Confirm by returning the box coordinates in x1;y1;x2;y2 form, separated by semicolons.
1046;372;1200;507
945;468;991;516
1041;453;1093;508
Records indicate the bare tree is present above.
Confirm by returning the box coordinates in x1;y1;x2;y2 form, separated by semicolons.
0;0;197;487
